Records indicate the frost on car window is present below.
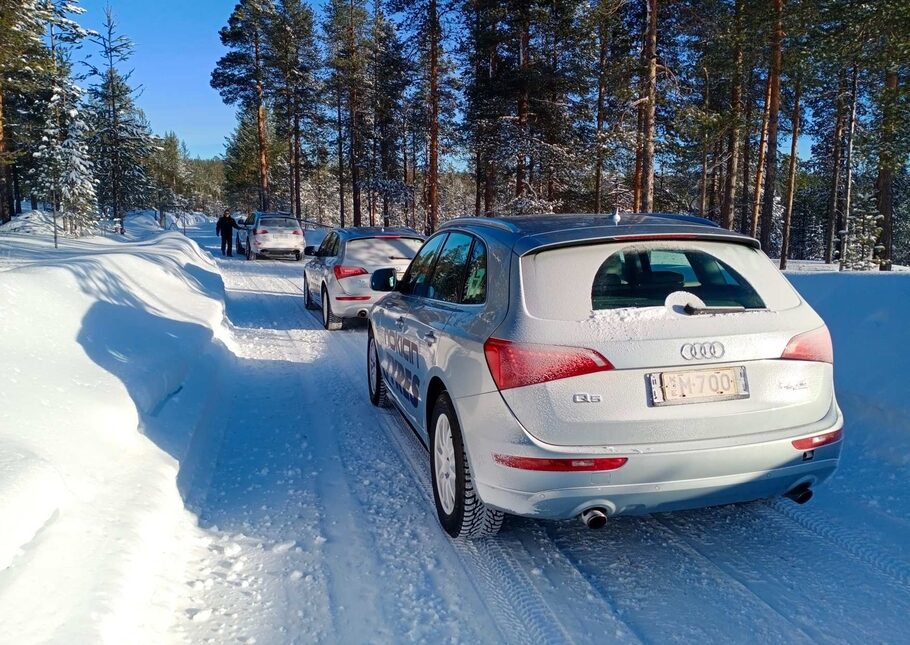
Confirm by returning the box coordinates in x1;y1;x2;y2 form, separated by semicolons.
591;248;766;310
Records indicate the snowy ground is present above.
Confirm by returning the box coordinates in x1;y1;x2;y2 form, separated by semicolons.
1;217;908;643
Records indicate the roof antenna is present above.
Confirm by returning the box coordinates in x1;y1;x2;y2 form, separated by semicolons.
612;207;621;225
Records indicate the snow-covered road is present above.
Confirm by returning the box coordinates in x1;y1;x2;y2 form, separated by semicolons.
177;224;909;644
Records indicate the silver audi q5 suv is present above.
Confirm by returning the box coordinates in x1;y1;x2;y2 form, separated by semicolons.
366;214;843;538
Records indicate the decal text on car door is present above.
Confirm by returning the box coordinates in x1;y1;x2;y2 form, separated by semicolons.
382;328;420;407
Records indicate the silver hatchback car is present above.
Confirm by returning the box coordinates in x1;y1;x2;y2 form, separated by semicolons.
366;214;843;538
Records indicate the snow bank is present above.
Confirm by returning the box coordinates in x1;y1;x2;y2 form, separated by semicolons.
0;218;229;642
0;210;63;236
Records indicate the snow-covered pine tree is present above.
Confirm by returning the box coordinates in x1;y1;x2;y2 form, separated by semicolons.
32;75;97;236
29;0;94;240
85;7;153;227
839;189;884;271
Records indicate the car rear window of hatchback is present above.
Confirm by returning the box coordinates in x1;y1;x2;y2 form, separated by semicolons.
521;240;802;320
260;218;300;229
345;237;424;264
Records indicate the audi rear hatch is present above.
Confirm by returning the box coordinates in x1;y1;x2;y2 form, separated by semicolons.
489;239;836;448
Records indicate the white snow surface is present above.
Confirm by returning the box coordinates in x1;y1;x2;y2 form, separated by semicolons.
0;217;908;643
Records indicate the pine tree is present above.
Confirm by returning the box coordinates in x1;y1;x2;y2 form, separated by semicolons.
839;190;884;271
85;7;153;226
212;0;275;211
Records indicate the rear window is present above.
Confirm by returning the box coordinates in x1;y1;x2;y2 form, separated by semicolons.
592;248;765;310
521;240;801;321
260;218;300;229
344;237;424;266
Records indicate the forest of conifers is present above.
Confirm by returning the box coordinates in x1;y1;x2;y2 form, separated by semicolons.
1;1;908;269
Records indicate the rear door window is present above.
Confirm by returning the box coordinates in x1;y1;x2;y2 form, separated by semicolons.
428;233;474;302
399;234;446;297
461;239;487;304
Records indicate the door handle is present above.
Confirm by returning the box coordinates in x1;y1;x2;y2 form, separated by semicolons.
420;331;437;346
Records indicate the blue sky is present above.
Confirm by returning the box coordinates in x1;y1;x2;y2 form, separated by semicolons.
80;0;239;159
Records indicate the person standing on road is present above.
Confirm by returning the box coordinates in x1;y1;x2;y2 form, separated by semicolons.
216;209;241;257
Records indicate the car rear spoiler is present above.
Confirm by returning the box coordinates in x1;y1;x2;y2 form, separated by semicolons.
515;230;762;256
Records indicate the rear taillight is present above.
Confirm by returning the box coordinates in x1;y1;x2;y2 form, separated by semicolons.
781;326;833;363
254;229;269;235
334;265;368;280
292;229;302;236
792;428;842;450
493;454;628;472
483;337;614;390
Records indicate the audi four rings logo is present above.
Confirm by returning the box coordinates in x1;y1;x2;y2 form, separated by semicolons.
680;341;725;360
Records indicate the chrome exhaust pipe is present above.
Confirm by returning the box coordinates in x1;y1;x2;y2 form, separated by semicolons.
785;483;813;505
580;508;608;529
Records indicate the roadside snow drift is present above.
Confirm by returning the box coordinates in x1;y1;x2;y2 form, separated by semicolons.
0;215;228;643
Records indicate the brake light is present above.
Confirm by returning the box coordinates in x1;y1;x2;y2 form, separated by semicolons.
292;229;302;236
334;265;368;280
483;337;614;390
781;326;833;363
493;454;628;472
254;229;269;235
792;429;842;450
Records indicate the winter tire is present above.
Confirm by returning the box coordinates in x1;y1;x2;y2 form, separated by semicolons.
322;287;343;331
295;251;302;261
246;244;254;260
304;278;317;310
430;392;503;539
367;332;389;407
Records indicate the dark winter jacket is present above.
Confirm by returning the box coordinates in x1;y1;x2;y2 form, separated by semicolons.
216;215;240;239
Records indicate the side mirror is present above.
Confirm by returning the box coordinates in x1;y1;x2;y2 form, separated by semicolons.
371;268;398;292
304;246;316;256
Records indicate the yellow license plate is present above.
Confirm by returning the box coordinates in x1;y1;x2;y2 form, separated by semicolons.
648;366;749;406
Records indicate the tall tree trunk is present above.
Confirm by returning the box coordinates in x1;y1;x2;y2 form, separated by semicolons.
484;162;496;216
876;70;898;271
287;111;296;218
594;20;609;213
254;32;269;212
839;63;859;271
759;0;783;251
780;75;801;270
641;0;658;212
632;102;643;211
699;68;709;218
515;6;530;199
294;113;302;220
336;87;346;227
824;73;846;263
721;0;743;230
739;69;754;234
750;74;772;238
349;0;362;227
0;88;9;224
427;0;440;231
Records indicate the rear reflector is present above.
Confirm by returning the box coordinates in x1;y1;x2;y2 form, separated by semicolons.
792;429;842;450
483;337;614;390
335;295;371;301
494;454;628;472
334;265;368;280
781;326;833;363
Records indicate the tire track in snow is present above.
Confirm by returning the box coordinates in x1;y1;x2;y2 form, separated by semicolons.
300;286;639;645
766;499;910;589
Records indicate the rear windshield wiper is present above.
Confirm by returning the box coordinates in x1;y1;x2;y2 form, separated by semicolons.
684;303;746;315
388;255;413;261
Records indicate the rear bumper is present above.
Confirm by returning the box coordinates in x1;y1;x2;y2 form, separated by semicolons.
332;293;378;318
455;391;843;520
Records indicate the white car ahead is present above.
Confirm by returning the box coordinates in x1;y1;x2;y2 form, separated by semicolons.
238;212;306;261
303;227;425;330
